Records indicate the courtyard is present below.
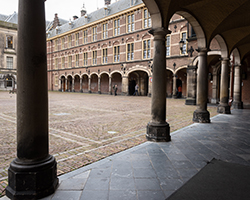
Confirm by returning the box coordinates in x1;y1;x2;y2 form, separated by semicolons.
0;91;218;196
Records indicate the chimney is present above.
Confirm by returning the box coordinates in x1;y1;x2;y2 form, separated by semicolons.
105;0;111;5
52;13;60;29
81;3;87;17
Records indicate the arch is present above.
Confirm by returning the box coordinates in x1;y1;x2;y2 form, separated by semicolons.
128;67;151;77
67;75;73;92
213;35;228;58
110;70;122;77
111;72;122;95
90;72;99;78
100;73;109;94
128;70;149;96
90;74;98;93
176;11;207;48
231;48;241;66
74;74;81;92
176;65;188;73
99;71;109;77
166;69;174;97
80;73;89;79
81;74;89;93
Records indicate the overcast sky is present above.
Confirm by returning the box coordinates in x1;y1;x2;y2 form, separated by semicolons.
0;0;108;21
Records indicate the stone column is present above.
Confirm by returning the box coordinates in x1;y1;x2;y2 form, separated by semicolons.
59;78;62;91
98;77;101;94
146;28;170;142
6;0;58;199
80;77;83;92
217;58;231;114
193;48;210;123
122;76;129;95
109;76;112;95
233;65;243;109
148;75;152;97
185;65;197;105
172;74;177;98
72;78;75;92
88;76;91;93
65;79;68;91
211;65;218;104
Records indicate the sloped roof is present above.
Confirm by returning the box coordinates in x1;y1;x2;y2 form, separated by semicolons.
47;0;144;38
4;12;18;24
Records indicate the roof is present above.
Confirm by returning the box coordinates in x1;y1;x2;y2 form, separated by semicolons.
47;0;144;38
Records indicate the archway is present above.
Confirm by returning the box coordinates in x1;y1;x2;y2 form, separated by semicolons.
74;75;80;92
81;75;88;93
100;73;109;94
111;73;122;95
90;74;98;93
61;76;66;92
67;76;73;92
128;70;149;96
176;68;187;98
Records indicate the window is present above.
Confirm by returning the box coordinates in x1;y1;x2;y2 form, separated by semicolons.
68;56;72;68
102;23;108;39
114;46;120;62
6;36;13;49
114;19;120;36
191;27;196;37
127;43;134;61
55;58;58;69
143;9;151;28
55;40;58;51
55;75;59;86
75;54;79;67
92;51;97;65
143;39;151;59
68;35;72;48
127;13;135;32
75;33;79;46
102;48;108;64
83;29;88;44
131;0;134;6
83;52;88;66
62;37;65;49
92;26;97;42
181;32;187;54
166;35;170;56
6;57;13;69
62;57;65;69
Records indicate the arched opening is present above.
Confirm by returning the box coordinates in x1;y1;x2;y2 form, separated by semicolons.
176;68;187;98
128;70;149;96
74;75;80;92
100;73;109;94
67;76;73;92
61;76;66;92
90;74;98;93
5;75;14;88
111;73;122;95
82;75;88;93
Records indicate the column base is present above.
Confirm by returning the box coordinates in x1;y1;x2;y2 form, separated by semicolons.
146;122;171;142
80;89;83;93
193;110;210;123
6;155;58;200
109;92;112;95
172;95;177;99
147;93;151;97
211;98;217;104
233;101;243;109
88;90;92;93
217;104;231;114
98;91;101;94
185;98;196;105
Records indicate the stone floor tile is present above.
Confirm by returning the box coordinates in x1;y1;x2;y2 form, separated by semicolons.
131;159;153;168
133;168;157;178
111;167;134;178
137;190;166;200
51;191;81;200
58;178;87;190
135;178;161;190
80;190;109;200
110;178;136;190
84;178;110;191
88;168;111;179
158;178;184;191
109;190;138;200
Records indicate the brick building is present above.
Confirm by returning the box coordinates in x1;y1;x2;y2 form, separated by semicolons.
47;0;250;107
0;12;18;91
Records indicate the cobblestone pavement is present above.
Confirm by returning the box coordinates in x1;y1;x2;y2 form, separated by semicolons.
0;91;218;196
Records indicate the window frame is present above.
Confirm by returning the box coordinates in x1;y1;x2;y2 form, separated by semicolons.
127;13;135;33
127;43;134;61
102;23;108;39
92;50;97;65
75;32;79;46
102;48;108;64
6;56;13;69
61;57;65;69
68;35;72;48
83;29;88;44
114;18;120;36
166;35;171;57
142;39;151;59
75;54;79;67
113;46;120;62
6;35;13;49
68;55;72;68
92;26;97;42
83;52;88;66
143;9;151;29
180;31;188;55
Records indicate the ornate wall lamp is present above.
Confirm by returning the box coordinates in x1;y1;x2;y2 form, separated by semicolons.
121;64;126;74
179;39;194;57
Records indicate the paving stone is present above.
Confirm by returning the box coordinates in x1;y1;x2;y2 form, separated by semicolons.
109;190;137;200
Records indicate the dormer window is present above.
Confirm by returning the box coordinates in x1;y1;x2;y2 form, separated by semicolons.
6;36;13;49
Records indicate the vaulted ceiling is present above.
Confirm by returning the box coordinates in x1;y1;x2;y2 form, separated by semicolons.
143;0;250;60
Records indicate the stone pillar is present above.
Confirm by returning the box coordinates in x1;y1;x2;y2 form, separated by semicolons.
59;78;62;91
233;65;243;109
12;78;15;90
185;65;197;105
72;78;75;92
148;75;152;97
217;58;231;114
122;76;129;95
146;28;170;142
193;48;210;123
98;77;101;94
109;76;112;95
65;79;68;91
6;0;58;199
80;77;83;92
88;76;91;93
211;65;218;104
172;74;177;98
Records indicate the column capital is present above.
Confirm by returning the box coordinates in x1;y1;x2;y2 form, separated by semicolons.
196;47;209;55
220;57;230;61
148;28;171;39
